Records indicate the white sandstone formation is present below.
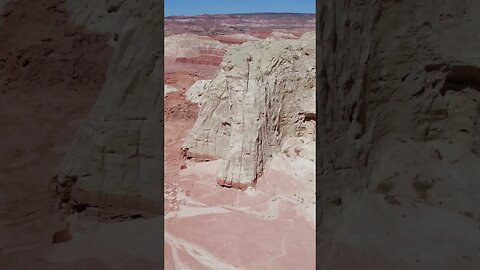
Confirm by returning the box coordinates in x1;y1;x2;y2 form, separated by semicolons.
271;31;298;39
185;79;211;105
55;0;163;217
183;32;315;189
165;85;178;96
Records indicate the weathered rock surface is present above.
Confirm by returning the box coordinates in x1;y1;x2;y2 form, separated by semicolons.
32;1;166;268
55;0;163;217
164;84;177;96
183;32;315;189
317;1;480;269
185;79;211;105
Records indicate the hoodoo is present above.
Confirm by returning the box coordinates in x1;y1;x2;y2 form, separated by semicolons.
182;32;316;189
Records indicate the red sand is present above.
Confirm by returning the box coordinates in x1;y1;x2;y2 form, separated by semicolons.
164;148;316;269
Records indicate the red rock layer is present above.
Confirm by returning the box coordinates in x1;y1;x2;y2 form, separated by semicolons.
175;55;224;66
249;30;274;39
164;67;218;90
164;89;200;121
199;48;227;55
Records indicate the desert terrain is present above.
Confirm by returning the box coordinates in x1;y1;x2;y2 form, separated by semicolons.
164;13;316;269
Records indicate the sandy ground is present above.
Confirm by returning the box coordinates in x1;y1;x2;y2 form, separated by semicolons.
164;156;316;269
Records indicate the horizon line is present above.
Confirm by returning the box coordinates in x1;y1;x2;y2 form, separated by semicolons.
165;12;315;18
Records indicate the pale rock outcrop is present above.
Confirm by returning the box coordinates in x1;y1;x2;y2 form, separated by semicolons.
185;79;211;105
165;85;177;96
54;0;163;217
271;31;298;39
165;33;228;61
183;32;315;189
228;33;261;41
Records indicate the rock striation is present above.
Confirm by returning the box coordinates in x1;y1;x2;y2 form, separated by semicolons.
317;0;480;268
182;32;315;189
185;79;211;105
54;0;163;218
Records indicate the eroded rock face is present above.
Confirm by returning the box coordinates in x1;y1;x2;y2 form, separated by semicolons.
183;33;315;189
54;0;163;218
164;84;177;96
185;79;211;105
318;1;480;269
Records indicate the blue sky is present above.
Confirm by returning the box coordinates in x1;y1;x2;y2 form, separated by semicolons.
165;0;315;17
